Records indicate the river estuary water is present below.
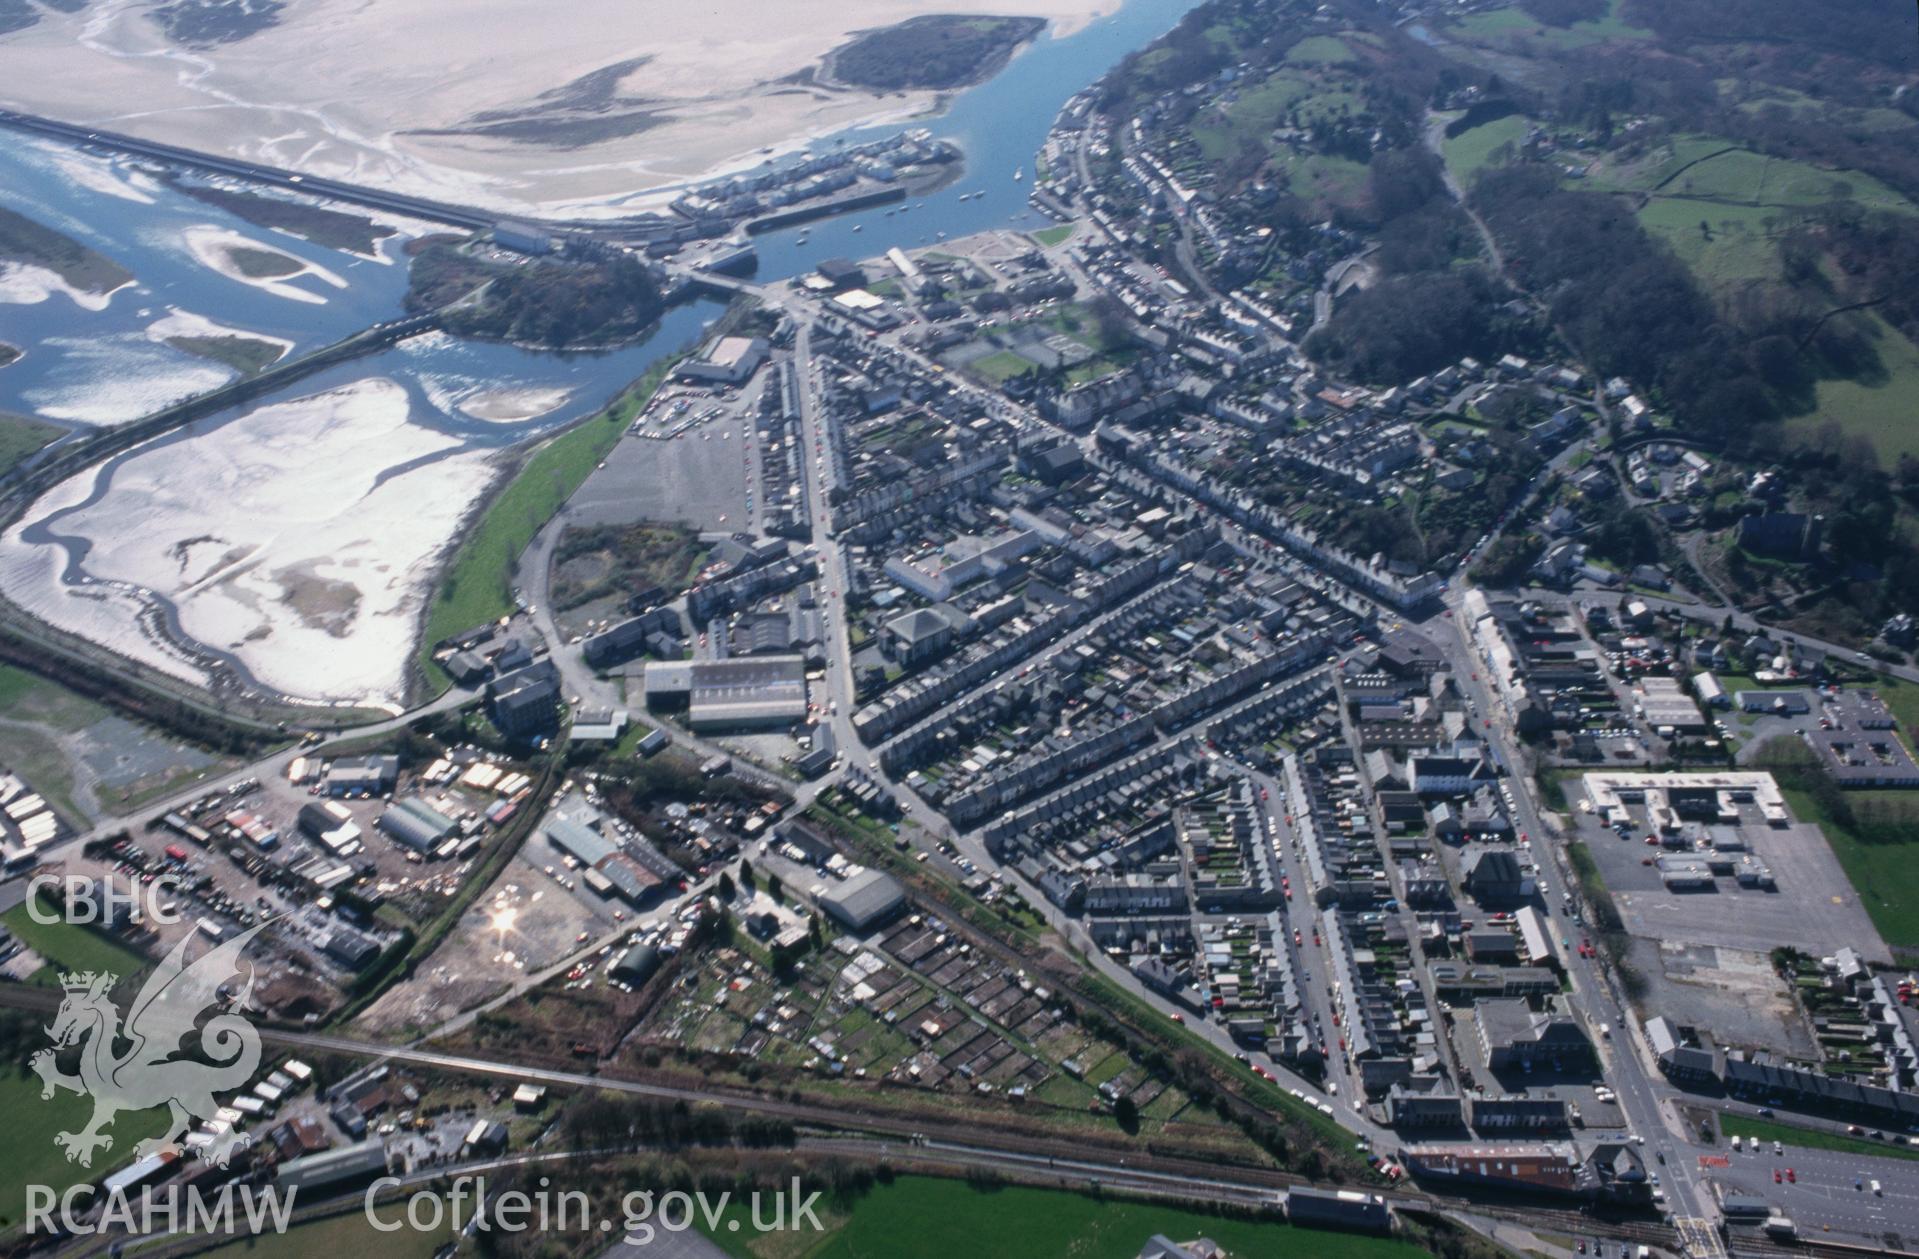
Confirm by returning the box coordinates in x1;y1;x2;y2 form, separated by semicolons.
0;0;1200;706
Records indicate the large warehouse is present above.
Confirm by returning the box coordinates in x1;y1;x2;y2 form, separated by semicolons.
541;811;671;904
643;655;808;731
377;797;460;853
678;335;768;384
818;868;907;932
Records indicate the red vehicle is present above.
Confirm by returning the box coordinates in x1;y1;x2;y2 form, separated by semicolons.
1787;1168;1796;1182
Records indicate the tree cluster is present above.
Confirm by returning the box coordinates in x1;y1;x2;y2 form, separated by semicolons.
1621;0;1912;69
1797;205;1919;350
562;1093;796;1151
1304;265;1518;384
829;15;1044;91
1367;148;1479;273
1471;533;1545;587
1518;0;1606;27
408;245;666;349
1470;165;1780;442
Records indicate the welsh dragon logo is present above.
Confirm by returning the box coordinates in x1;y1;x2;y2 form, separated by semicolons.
30;922;268;1169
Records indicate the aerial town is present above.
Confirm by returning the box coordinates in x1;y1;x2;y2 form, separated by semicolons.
1;0;1918;1257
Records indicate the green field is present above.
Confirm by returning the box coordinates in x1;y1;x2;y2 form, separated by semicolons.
1443;113;1534;186
1865;677;1919;737
1284;153;1369;210
414;356;678;691
4;980;191;1234
0;412;63;476
700;1176;1423;1259
1646;145;1912;213
1720;1112;1919;1163
1582;135;1730;195
0;664;111;822
2;893;153;983
970;349;1040;384
1635;197;1785;290
0;1072;170;1230
1286;34;1357;65
0;663;110;732
195;1206;453;1259
1447;1;1650;51
1784;309;1919;466
1589;135;1915;218
1783;786;1919;952
1029;223;1077;247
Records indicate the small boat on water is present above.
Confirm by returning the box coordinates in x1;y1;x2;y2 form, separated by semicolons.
1013;167;1023;182
852;224;861;232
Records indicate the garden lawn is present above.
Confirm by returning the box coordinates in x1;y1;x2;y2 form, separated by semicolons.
971;349;1039;385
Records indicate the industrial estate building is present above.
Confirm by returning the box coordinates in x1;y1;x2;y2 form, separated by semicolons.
643;656;808;731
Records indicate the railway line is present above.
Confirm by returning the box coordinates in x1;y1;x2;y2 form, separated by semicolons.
0;109;676;242
0;986;1711;1254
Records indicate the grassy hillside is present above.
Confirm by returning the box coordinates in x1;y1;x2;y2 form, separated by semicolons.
1442;112;1534;185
